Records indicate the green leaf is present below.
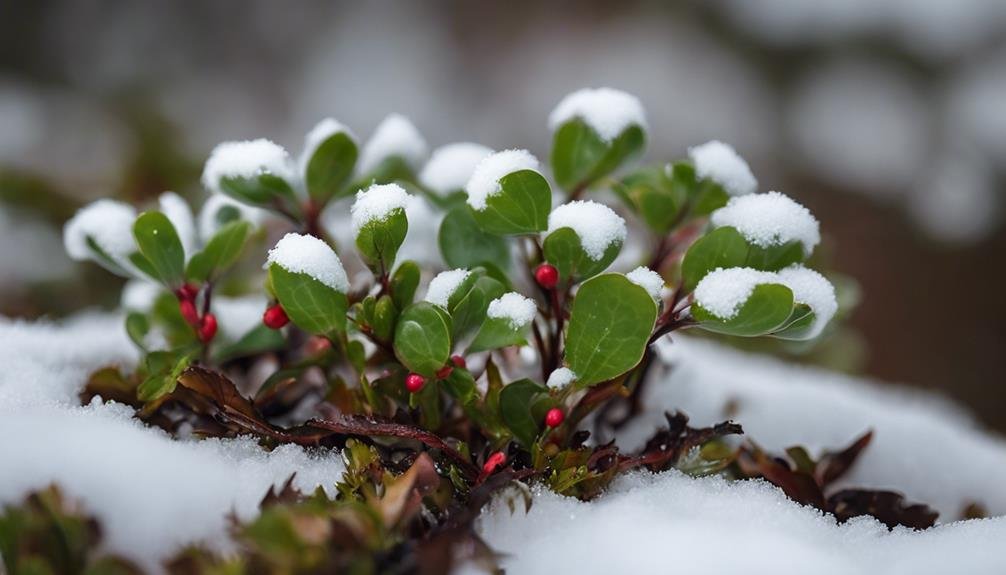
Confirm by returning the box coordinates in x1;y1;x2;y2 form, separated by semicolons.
771;303;817;341
471;170;551;235
743;241;806;272
448;274;506;341
150;292;196;346
124;312;150;350
393;302;452;377
211;324;286;362
499;379;548;448
137;350;192;401
615;167;684;234
390;261;420;310
543;227;620;283
442;368;477;405
692;283;794;337
268;264;348;337
372;295;398;342
468;316;528;353
218;172;297;208
680;227;749;292
355;208;408;274
438;206;511;270
551;118;645;191
132;212;185;287
565;273;658;386
305;131;358;203
185;220;251;282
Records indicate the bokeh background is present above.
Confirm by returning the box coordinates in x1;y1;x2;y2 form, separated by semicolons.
1;0;1003;430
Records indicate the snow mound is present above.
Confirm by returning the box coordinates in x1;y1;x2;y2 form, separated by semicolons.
465;149;540;211
419;143;493;196
265;232;348;292
478;471;1006;575
777;265;838;339
688;139;758;196
548;87;647;142
201;139;295;194
63;199;138;267
546;367;577;389
711;191;821;256
357;113;427;175
158;191;198;258
425;269;471;308
300;117;356;176
350;182;411;235
625;266;664;301
694;267;780;320
547;200;627;260
487;292;537;329
197;194;267;242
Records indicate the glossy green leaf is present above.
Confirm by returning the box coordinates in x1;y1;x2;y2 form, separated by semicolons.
499;379;549;448
218;172;297;208
305;131;358;202
390;261;420;310
124;312;150;350
543;227;621;283
615;167;684;234
393;302;452;377
551;118;645;191
268;264;348;337
692;283;794;337
680;227;749;292
468;316;528;353
372;295;398;342
442;368;477;405
771;303;817;341
448;274;506;341
744;241;806;272
185;220;251;282
565;273;658;386
471;170;551;235
137;350;192;401
438;206;511;270
355;208;408;274
132;211;185;287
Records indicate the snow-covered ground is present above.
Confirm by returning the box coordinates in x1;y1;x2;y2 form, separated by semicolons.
1;313;1004;573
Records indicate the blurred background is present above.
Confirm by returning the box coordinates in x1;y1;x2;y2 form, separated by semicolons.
1;0;1003;430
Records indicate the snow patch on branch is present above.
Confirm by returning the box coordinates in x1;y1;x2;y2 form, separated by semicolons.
357;113;427;175
546;367;577;389
265;233;348;292
547;200;627;260
350;183;410;235
711;191;821;256
419;142;493;196
548;87;647;142
424;269;470;308
201;139;295;195
465;149;540;211
688;140;758;196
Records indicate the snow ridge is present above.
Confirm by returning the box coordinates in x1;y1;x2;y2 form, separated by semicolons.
201;139;295;195
710;191;821;256
688;140;758;196
465;149;540;211
357;113;427;175
265;233;348;292
548;87;647;142
425;269;470;308
547;200;627;260
350;183;411;235
487;292;537;329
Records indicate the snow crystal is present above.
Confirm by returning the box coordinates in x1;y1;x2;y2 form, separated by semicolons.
547;200;627;260
424;269;471;308
776;265;838;339
350;182;411;235
688;140;758;196
201;139;295;195
487;292;537;329
120;280;162;312
625;266;664;301
265;233;348;292
710;191;821;256
548;87;647;142
197;193;267;242
546;367;577;389
158;191;197;258
694;267;780;320
62;199;138;269
419;142;493;196
299;117;356;177
357;113;427;175
465;149;540;211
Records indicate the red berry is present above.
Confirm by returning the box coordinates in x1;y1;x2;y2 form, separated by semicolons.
534;263;559;289
198;313;218;343
179;299;200;327
405;373;426;393
262;304;289;329
450;355;467;369
176;283;199;302
435;364;453;380
482;451;506;475
545;407;565;428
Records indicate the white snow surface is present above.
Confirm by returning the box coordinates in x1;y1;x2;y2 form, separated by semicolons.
62;199;138;268
625;266;664;301
545;367;577;389
424;269;471;308
201;139;295;195
693;267;780;320
547;200;627;260
120;280;163;313
350;182;411;235
265;232;349;292
547;87;647;142
158;191;198;259
486;292;537;329
465;149;540;211
419;142;493;196
197;193;268;242
688;139;759;196
357;113;428;175
300;117;356;176
776;265;839;339
711;191;821;256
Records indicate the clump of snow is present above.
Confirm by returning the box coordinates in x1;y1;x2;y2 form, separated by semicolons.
625;266;664;301
547;200;627;260
688;140;758;196
158;192;197;258
546;367;577;389
776;265;838;339
62;199;138;272
299;117;356;176
419;142;493;196
694;267;781;320
357;113;427;175
197;194;267;241
265;233;348;292
465;149;541;211
710;191;821;256
487;292;537;329
350;183;411;235
424;269;471;308
120;280;162;313
548;87;647;142
201;139;295;195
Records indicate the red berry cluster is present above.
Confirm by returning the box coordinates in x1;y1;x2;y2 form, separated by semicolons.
176;283;216;343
